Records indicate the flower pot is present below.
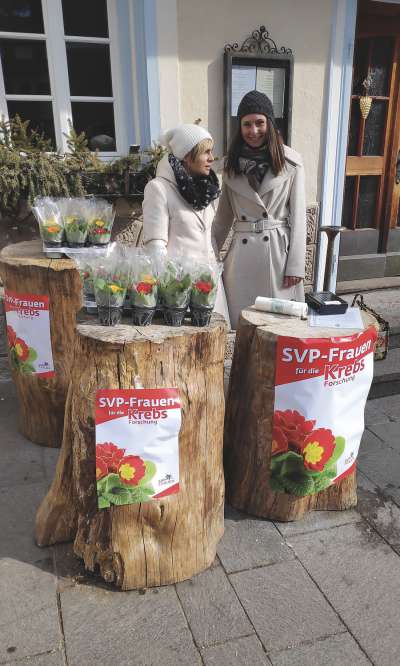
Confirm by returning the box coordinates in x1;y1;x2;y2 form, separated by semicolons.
97;306;123;326
132;306;156;326
190;305;213;327
163;306;187;327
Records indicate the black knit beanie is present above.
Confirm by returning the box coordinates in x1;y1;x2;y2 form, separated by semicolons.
237;90;276;126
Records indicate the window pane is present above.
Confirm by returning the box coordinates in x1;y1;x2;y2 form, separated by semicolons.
362;100;387;156
7;100;55;147
0;0;44;33
67;43;112;97
347;100;360;156
71;102;115;151
370;37;393;97
62;0;108;37
342;176;356;229
0;38;50;94
356;176;378;229
352;38;369;96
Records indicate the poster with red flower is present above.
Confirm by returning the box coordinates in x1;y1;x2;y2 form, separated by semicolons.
4;289;54;377
271;326;377;497
95;388;181;509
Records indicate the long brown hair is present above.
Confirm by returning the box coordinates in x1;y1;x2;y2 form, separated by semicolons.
225;117;285;177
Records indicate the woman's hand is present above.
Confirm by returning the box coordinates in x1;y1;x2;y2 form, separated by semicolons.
283;276;303;288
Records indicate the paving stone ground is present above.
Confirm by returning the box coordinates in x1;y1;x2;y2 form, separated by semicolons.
1;356;400;665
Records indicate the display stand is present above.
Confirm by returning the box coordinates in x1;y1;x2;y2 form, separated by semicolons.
224;308;377;522
35;315;226;590
0;240;81;447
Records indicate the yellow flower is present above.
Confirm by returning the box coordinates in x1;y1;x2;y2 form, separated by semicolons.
109;283;123;293
94;219;105;227
303;441;324;466
119;463;135;482
140;273;157;285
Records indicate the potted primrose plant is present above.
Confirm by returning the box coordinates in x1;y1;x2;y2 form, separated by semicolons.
32;197;64;247
60;197;90;247
91;249;131;325
190;262;223;326
128;250;158;326
87;198;115;246
159;256;192;326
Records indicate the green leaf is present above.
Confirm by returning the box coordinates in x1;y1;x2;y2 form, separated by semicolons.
20;362;35;374
104;473;123;492
313;475;334;493
97;476;108;494
138;484;155;495
98;495;111;509
323;465;337;479
282;475;316;497
269;475;286;493
138;460;157;486
103;488;133;506
27;347;38;362
325;436;346;467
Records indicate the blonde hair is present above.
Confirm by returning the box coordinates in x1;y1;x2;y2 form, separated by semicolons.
188;137;213;161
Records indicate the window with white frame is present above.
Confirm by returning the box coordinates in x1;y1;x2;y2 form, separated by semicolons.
0;0;125;154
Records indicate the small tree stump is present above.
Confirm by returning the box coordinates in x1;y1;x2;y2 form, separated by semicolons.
0;240;81;447
224;308;377;522
35;315;226;589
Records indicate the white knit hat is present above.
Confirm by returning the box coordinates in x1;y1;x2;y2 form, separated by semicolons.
160;124;212;159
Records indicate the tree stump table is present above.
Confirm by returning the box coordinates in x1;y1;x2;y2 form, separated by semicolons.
0;240;81;447
35;314;226;590
224;308;377;522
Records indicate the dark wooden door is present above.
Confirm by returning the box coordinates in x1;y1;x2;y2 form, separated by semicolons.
342;0;400;253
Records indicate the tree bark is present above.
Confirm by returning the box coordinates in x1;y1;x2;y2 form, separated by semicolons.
224;308;377;522
0;240;81;447
35;315;226;590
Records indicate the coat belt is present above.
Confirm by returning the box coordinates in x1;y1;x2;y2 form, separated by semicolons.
234;218;289;233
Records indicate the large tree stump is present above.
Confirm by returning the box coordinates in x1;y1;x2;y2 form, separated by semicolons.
224;308;377;522
35;315;226;589
0;240;81;447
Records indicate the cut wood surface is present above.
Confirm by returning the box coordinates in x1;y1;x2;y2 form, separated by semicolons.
224;307;378;522
35;314;226;590
0;240;81;447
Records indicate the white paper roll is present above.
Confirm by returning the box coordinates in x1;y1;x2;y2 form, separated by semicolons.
254;296;308;319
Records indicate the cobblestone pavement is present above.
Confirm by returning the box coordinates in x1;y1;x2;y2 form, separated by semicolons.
1;352;400;665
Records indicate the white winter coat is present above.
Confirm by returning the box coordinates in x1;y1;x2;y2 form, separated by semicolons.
213;144;306;328
142;154;230;324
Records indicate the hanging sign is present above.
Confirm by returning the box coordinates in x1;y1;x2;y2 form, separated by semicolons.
95;388;181;509
4;289;54;377
271;326;377;497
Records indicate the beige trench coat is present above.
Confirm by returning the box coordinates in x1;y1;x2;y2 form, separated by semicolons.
142;154;230;324
213;144;306;328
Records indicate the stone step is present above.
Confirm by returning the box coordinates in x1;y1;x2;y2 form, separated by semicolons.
369;347;400;399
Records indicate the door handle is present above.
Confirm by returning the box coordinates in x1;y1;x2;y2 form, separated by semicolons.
396;151;400;185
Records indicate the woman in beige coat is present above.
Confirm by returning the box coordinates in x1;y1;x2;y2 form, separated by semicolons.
213;91;306;328
142;123;230;324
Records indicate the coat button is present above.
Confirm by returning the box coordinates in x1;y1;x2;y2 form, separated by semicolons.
242;238;248;244
241;215;247;221
262;212;268;218
263;236;269;242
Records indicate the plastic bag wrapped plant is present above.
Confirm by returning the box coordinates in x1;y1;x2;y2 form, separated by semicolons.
67;250;97;314
87;198;115;246
158;256;192;326
59;197;90;247
89;244;131;325
32;197;64;247
190;261;223;326
125;248;158;326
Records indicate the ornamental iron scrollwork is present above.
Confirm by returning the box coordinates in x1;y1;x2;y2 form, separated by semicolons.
224;25;292;55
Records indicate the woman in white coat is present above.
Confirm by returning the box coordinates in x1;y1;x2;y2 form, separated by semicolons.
213;90;306;328
142;123;230;324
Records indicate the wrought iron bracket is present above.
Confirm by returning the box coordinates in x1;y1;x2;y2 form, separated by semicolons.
224;25;292;55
